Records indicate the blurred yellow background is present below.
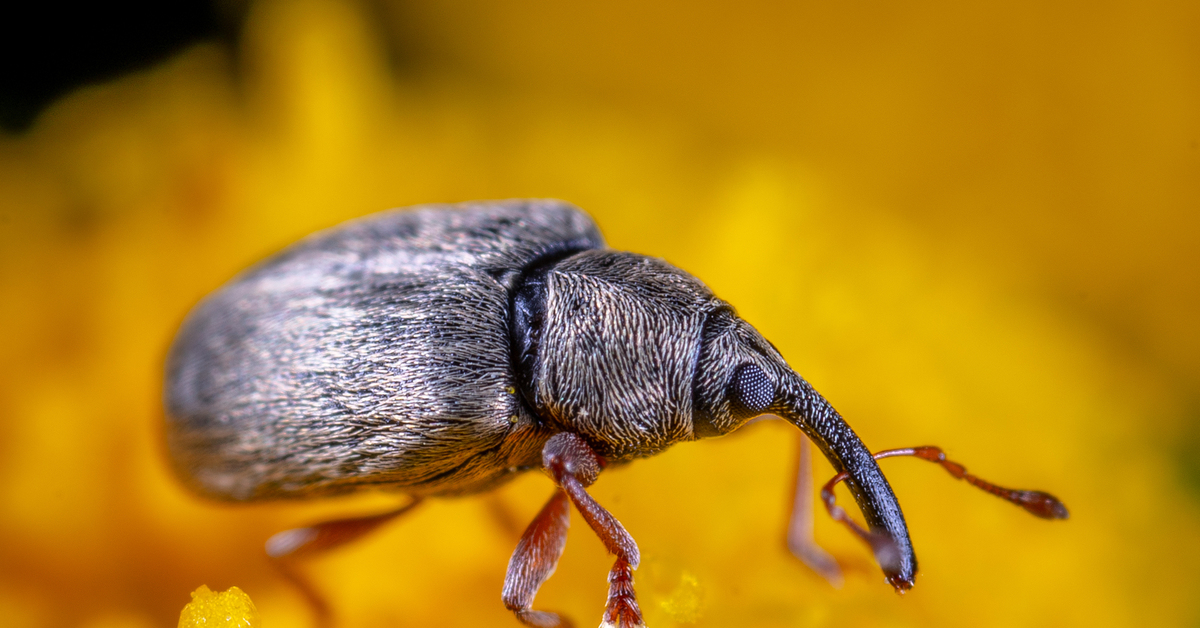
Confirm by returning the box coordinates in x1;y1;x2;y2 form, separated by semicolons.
1;0;1198;626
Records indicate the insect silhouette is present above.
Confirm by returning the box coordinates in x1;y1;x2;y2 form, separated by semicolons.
164;200;1068;627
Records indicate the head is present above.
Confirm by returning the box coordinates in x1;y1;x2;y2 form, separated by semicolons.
515;249;917;588
692;306;917;589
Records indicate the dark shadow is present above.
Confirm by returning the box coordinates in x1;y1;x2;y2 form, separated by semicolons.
0;1;247;132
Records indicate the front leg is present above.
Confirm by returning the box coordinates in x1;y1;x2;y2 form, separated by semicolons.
503;489;574;627
543;432;645;628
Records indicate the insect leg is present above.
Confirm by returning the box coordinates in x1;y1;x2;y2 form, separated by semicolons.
502;489;574;628
265;498;422;628
542;432;644;628
265;499;423;559
786;433;844;587
820;446;1070;566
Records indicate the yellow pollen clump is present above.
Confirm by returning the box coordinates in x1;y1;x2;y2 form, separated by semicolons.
177;585;261;628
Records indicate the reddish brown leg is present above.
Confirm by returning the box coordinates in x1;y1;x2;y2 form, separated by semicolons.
786;434;844;587
821;446;1070;566
503;489;574;628
542;433;644;628
265;498;423;628
815;475;902;584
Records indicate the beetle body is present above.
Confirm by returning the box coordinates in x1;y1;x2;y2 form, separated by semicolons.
166;200;1064;627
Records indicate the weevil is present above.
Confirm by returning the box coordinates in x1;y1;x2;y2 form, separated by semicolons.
165;199;1068;627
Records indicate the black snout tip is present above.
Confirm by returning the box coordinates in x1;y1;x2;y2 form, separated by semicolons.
870;532;916;593
886;573;915;594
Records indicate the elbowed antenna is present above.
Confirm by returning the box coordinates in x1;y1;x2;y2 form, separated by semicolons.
776;370;918;591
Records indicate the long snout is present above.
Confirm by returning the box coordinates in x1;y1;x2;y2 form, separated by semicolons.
777;371;917;590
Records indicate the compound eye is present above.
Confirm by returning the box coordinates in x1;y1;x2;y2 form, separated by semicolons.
729;363;775;418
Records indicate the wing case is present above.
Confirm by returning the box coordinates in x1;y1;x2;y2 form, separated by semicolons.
165;200;604;501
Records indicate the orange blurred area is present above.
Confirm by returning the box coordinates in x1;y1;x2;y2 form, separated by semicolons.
1;0;1198;626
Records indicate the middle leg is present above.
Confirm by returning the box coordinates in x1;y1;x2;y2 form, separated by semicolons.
787;433;844;586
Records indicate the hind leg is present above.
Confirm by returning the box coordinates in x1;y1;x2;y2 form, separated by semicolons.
266;498;423;628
